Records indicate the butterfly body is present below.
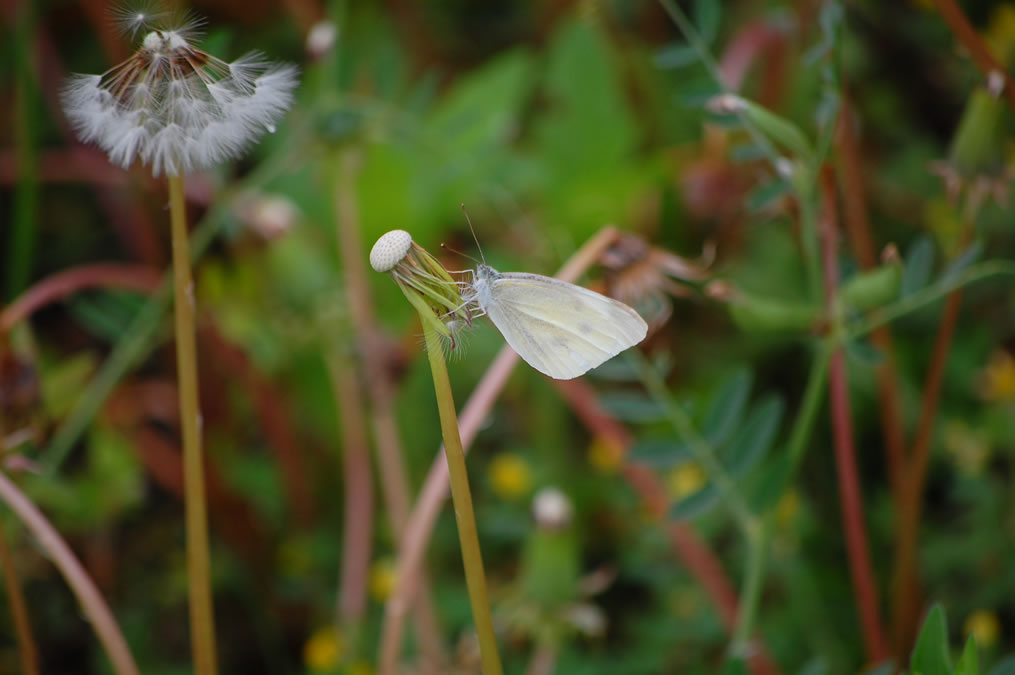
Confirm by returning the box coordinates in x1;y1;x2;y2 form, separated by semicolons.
469;264;648;380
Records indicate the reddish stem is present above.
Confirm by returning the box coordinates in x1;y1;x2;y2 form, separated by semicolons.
0;264;162;332
892;289;964;654
934;0;1015;113
835;97;907;504
328;353;374;629
0;523;38;675
820;169;888;662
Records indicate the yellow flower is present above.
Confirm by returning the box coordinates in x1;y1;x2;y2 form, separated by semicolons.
942;420;991;476
666;462;705;500
964;609;1001;648
587;436;623;474
979;351;1015;402
303;626;342;672
369;557;398;602
775;490;800;527
488;453;533;499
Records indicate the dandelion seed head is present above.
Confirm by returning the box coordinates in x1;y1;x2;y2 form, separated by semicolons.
63;5;298;177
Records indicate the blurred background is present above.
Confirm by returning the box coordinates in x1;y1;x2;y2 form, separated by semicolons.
2;0;1015;673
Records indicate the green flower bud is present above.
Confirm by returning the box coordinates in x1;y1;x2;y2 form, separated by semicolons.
840;262;902;311
708;281;821;333
949;73;1006;178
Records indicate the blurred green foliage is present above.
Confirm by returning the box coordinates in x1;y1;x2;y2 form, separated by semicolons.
2;1;1015;674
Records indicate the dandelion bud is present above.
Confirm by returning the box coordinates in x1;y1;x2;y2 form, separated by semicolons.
370;230;473;346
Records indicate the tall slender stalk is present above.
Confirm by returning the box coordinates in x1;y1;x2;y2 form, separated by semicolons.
419;326;502;675
819;170;887;662
0;472;139;675
168;174;218;675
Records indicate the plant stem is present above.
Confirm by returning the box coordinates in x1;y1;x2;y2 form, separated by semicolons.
0;520;38;675
420;326;502;675
731;521;768;658
0;472;139;675
168;174;218;675
632;351;757;535
845;260;1015;339
933;0;1015;113
819;169;887;662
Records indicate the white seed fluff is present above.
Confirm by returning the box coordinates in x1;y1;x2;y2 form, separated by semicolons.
62;17;298;177
370;230;413;272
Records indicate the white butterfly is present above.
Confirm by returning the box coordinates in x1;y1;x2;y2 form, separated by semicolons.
466;263;648;380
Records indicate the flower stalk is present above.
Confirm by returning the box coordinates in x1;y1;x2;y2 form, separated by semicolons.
169;174;218;675
370;231;502;675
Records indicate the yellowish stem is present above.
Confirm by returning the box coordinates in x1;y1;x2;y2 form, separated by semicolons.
421;327;503;675
168;174;218;675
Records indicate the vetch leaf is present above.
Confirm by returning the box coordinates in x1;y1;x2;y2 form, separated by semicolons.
940;240;983;284
703;368;753;445
902;237;935;296
694;0;721;45
670;482;719;520
655;43;699;69
726;395;784;477
629;437;692;468
911;604;952;675
598;391;667;423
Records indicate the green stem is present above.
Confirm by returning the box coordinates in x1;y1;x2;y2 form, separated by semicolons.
731;520;768;657
845;260;1015;339
420;326;502;675
631;352;757;537
168;174;218;675
732;342;830;653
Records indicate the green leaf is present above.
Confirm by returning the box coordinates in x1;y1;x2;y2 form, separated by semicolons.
670;482;719;520
902;237;935;296
940;240;984;284
598;391;667;423
954;636;979;675
695;0;721;45
703;368;753;445
987;656;1015;675
655;43;699;69
911;604;952;675
746;179;792;213
629;437;691;468
725;395;784;477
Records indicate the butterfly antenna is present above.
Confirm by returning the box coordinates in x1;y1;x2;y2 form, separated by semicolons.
440;242;480;266
461;203;485;264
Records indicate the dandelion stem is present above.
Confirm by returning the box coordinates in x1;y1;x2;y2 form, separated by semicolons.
168;174;219;675
420;325;503;675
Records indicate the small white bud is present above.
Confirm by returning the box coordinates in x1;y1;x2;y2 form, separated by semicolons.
532;487;572;529
306;20;338;59
370;230;413;272
707;94;747;114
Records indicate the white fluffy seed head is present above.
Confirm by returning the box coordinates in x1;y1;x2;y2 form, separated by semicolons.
62;6;298;177
370;230;413;272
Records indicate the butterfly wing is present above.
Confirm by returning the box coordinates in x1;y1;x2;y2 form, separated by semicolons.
484;273;648;380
